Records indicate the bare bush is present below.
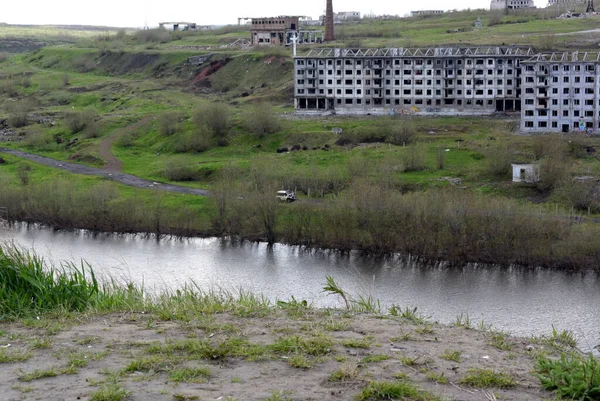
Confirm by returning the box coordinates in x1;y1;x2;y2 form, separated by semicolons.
64;110;96;134
0;52;9;62
173;128;211;153
192;103;230;137
16;163;31;186
158;111;185;136
485;143;513;179
402;144;427;172
246;103;281;138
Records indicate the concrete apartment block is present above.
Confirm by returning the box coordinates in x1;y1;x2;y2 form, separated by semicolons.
520;52;600;133
490;0;535;10
294;47;534;116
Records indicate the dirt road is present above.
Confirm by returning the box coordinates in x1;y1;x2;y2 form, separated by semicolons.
0;147;211;197
98;116;155;172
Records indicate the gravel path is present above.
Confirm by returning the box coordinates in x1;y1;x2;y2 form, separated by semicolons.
0;147;211;197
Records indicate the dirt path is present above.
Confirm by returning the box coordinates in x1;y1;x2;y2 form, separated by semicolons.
0;310;560;401
98;116;154;172
0;147;210;197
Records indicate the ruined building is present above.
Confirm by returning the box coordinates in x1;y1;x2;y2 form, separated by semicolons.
490;0;534;10
520;52;600;133
294;47;533;115
249;16;322;46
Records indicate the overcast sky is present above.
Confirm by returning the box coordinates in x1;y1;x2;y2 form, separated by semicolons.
2;0;545;27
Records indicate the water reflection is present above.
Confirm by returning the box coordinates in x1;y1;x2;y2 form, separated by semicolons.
1;223;599;353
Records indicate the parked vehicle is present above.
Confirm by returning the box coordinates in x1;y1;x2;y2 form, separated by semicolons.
276;190;297;202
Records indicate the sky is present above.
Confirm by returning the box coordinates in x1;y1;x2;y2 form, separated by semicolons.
1;0;544;28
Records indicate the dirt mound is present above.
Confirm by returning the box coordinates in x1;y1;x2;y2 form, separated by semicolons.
95;51;162;75
192;58;230;84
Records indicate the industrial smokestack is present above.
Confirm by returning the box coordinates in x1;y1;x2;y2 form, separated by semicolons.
325;0;334;41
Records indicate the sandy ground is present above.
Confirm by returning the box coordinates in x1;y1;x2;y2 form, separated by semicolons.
0;310;560;401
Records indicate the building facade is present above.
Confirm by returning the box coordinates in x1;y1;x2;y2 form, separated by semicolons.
410;10;445;16
250;16;323;46
294;47;533;115
520;52;600;133
490;0;535;10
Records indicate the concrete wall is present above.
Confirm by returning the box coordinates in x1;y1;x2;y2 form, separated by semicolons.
520;59;600;133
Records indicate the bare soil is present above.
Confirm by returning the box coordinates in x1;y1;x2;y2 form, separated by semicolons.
0;311;557;401
98;116;154;172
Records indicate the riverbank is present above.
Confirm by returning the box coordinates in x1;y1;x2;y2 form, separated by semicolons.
0;309;569;401
0;244;598;401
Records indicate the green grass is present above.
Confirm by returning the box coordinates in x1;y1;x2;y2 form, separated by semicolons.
0;348;32;363
357;380;442;401
439;349;462;362
535;353;600;401
18;368;59;382
168;367;211;383
457;368;516;388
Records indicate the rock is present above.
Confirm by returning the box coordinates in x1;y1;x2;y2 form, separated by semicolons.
525;345;535;352
348;350;358;356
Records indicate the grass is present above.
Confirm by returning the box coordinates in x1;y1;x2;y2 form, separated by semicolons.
439;349;462;362
18;368;59;382
535;353;600;401
357;380;442;401
89;380;130;401
0;348;32;363
457;368;517;388
168;367;211;383
328;363;360;382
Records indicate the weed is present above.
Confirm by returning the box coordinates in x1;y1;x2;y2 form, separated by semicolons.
262;390;292;401
357;380;442;401
168;367;211;383
439;349;462;362
30;337;52;349
18;368;59;382
288;354;313;369
323;276;350;310
400;355;431;367
391;332;413;342
124;355;176;373
454;313;472;329
342;337;373;349
414;325;435;335
352;295;381;314
89;379;130;401
426;370;449;384
487;332;513;351
458;368;516;388
77;336;100;345
535;353;600;401
11;385;34;393
329;363;360;382
173;395;200;401
323;318;349;332
231;376;243;383
397;306;426;324
362;354;390;363
0;348;32;363
270;335;333;356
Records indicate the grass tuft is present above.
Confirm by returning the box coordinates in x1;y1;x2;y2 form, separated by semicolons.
357;380;442;401
457;368;516;388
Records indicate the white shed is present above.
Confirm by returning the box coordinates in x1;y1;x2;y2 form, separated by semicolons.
512;164;539;183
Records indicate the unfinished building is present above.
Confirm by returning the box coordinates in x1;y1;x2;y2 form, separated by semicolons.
249;16;322;46
490;0;535;10
294;47;533;115
520;52;600;133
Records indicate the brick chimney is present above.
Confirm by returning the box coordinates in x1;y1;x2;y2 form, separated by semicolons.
325;0;334;41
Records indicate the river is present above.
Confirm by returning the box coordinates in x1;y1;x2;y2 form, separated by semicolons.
1;223;599;353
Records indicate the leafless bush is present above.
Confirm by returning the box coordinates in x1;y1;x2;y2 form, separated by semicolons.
64;110;96;134
192;103;230;137
246;102;281;138
0;52;9;62
158;111;185;136
134;28;171;43
485;143;513;179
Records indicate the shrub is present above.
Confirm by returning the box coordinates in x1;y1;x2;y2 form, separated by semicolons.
64;110;96;134
485;143;513;179
163;162;204;181
246;102;281;138
173;128;211;153
159;112;185;136
535;353;600;401
0;51;9;62
192;103;230;137
134;28;171;43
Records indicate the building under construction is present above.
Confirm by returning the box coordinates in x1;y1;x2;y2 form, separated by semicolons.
294;47;533;115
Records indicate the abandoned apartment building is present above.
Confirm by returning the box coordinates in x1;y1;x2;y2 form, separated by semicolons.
294;47;533;115
520;52;600;133
490;0;535;10
294;47;600;133
249;16;322;46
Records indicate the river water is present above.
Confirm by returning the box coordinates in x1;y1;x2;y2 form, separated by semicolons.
1;223;599;353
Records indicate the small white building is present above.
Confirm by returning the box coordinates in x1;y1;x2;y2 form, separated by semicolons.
512;163;540;183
